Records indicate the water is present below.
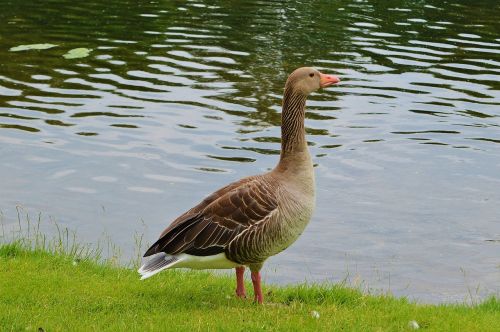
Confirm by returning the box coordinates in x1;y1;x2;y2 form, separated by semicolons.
0;0;499;303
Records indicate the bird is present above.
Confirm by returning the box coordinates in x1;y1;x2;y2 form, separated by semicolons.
138;67;340;304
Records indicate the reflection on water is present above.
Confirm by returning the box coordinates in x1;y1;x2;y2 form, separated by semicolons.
0;0;499;303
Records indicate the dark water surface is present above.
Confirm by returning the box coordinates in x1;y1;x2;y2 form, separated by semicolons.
1;0;499;303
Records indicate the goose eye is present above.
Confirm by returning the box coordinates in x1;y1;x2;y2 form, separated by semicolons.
309;73;314;77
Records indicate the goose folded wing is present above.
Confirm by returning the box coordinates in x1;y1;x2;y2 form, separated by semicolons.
143;180;278;257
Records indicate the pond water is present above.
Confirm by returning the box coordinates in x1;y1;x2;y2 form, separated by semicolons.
0;0;499;303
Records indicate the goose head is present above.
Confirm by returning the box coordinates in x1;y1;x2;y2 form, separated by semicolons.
285;67;340;95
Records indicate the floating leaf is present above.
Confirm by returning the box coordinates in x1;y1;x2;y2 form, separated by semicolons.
9;43;57;52
63;48;92;59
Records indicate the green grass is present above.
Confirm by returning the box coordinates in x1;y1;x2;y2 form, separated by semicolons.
0;242;499;331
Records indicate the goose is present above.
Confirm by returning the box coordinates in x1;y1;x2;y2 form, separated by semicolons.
138;67;340;303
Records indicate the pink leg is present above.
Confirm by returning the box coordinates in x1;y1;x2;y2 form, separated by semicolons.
235;266;246;298
251;271;263;304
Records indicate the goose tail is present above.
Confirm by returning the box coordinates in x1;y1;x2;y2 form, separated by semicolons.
138;252;180;280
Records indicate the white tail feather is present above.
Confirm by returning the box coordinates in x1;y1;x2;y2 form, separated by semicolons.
138;252;181;280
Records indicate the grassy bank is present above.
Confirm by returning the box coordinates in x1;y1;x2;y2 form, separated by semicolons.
0;242;498;331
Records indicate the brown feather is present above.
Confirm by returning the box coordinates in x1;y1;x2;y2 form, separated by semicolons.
143;175;278;258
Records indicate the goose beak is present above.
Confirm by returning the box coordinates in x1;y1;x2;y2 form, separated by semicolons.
319;73;340;88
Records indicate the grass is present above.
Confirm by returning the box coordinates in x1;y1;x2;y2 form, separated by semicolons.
0;242;499;331
0;210;499;331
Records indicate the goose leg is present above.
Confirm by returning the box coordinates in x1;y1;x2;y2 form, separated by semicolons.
235;266;246;298
250;271;263;304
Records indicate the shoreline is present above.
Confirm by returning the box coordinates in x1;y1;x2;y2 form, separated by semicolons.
1;241;498;331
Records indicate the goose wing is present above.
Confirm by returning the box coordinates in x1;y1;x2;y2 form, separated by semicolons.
143;176;278;257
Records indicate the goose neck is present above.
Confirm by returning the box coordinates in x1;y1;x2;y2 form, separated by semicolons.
276;87;310;171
